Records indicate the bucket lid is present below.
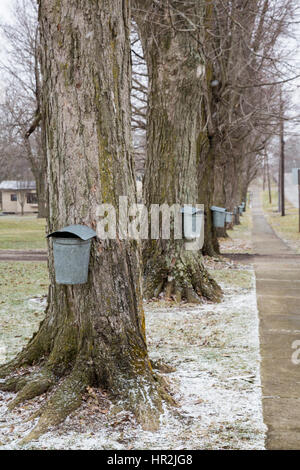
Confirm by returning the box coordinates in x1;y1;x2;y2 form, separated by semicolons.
210;206;226;212
47;224;97;240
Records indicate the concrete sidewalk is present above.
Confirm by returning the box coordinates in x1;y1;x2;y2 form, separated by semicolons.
252;188;300;449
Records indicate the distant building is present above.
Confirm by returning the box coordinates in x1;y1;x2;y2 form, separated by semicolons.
0;181;38;214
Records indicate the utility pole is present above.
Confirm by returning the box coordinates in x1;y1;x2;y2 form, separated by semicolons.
298;169;300;233
263;153;266;191
266;151;272;204
278;148;281;212
280;90;285;217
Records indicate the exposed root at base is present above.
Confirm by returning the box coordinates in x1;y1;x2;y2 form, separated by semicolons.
0;369;174;445
19;365;90;445
0;311;172;444
6;365;169;444
143;249;222;303
108;374;167;432
8;369;56;411
0;374;28;393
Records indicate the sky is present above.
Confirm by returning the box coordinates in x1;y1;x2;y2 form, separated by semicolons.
0;0;14;97
0;0;13;23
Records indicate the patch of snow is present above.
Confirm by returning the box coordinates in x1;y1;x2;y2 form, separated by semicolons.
0;267;266;449
28;297;47;307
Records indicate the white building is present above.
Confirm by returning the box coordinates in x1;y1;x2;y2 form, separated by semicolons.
0;181;38;214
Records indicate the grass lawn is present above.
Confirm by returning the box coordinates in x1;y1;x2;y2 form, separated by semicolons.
0;262;48;363
227;210;252;240
262;185;300;253
0;216;47;250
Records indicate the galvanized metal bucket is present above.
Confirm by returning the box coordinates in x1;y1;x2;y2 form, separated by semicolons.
210;206;226;228
47;224;97;285
225;212;233;223
238;205;243;215
181;206;204;240
52;238;92;285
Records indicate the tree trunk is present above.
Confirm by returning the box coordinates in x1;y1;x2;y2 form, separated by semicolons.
36;118;48;219
24;131;48;219
198;133;221;256
0;0;164;443
36;167;48;219
134;2;222;303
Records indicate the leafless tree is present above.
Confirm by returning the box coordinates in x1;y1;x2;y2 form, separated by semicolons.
133;0;300;245
131;23;148;178
0;0;47;217
0;0;165;443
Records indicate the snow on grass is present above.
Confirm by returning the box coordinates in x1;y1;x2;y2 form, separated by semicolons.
219;211;253;254
0;262;48;363
0;262;266;449
142;269;266;450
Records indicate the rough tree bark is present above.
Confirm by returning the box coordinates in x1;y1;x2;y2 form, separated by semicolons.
36;168;48;219
134;1;221;303
24;132;48;219
0;0;165;443
197;104;221;255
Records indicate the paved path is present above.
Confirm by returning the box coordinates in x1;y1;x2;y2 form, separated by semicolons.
252;188;300;449
0;250;47;261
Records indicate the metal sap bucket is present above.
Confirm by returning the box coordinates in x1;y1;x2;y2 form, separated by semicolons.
238;205;243;215
180;206;204;240
47;224;97;285
210;206;226;228
225;211;233;223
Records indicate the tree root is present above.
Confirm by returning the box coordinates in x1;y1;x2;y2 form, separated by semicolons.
16;366;168;444
143;249;222;303
0;353;176;445
0;290;172;444
8;369;56;411
19;364;91;445
109;374;164;432
0;373;30;393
